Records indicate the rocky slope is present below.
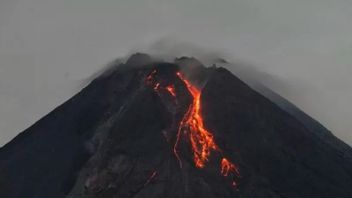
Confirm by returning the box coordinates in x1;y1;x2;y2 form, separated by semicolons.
1;54;352;198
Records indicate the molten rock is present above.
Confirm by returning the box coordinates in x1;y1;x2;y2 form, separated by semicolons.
1;54;352;198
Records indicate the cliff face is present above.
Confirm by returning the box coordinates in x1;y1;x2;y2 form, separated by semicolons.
1;54;352;198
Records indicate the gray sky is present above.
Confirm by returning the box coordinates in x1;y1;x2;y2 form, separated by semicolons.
0;0;351;146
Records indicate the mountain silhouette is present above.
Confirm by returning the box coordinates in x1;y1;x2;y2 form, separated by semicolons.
1;54;352;198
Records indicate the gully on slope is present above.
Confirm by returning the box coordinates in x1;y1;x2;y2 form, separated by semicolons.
146;69;240;187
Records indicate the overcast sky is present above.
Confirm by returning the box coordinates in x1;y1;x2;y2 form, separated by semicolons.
0;0;351;146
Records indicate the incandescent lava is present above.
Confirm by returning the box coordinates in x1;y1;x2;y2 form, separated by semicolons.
146;69;240;187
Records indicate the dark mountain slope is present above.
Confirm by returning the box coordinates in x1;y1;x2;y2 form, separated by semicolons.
201;67;352;197
0;64;145;197
255;84;352;159
0;54;351;198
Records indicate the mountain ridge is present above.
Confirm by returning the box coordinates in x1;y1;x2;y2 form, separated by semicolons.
1;54;352;198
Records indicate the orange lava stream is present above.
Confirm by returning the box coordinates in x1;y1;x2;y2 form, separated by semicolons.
146;70;240;187
221;158;240;177
175;72;219;168
175;72;240;186
166;85;177;97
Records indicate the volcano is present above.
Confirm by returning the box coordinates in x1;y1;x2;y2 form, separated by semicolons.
1;53;352;198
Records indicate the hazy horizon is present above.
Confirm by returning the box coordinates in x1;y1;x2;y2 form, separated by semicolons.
0;0;351;146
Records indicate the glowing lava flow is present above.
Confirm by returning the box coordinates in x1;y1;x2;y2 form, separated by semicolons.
221;158;240;177
166;85;177;97
175;72;218;168
175;72;240;186
145;69;240;187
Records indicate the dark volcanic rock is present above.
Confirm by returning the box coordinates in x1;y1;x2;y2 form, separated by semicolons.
0;54;352;198
202;68;352;197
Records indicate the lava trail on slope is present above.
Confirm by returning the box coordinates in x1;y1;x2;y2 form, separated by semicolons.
146;68;240;187
3;54;352;198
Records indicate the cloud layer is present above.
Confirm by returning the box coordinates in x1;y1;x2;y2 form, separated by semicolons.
0;0;351;146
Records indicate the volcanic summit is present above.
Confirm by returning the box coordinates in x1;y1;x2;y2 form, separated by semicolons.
1;54;352;198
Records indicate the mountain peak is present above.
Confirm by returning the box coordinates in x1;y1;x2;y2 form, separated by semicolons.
1;54;352;198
